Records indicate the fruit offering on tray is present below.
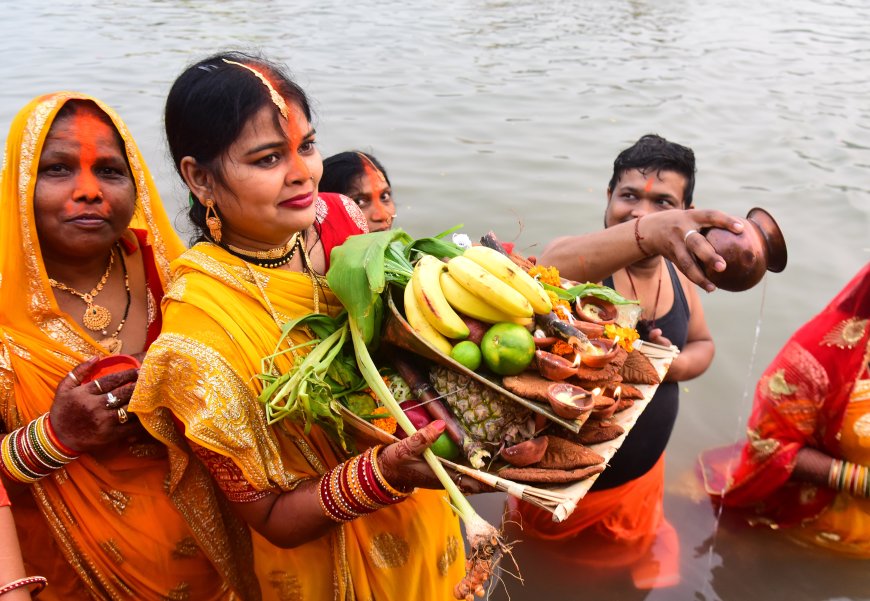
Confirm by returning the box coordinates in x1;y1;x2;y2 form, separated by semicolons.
387;235;665;484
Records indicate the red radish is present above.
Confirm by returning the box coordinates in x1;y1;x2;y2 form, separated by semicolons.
396;400;432;438
459;314;489;345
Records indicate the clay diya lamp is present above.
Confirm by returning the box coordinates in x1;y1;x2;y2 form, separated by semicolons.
580;338;620;369
700;207;787;292
532;329;559;349
534;349;578;381
589;387;618;420
500;437;549;467
575;296;617;325
546;382;595;420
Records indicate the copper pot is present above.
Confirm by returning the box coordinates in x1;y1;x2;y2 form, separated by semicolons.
701;207;787;292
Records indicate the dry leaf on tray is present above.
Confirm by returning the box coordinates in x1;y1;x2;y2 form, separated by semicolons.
616;383;644;399
535;436;604;469
614;398;635;413
498;464;605;484
619;349;661;385
501;373;552;403
556;421;625;445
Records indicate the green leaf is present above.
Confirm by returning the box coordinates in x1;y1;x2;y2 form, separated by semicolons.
406;225;466;260
327;230;412;345
543;281;637;305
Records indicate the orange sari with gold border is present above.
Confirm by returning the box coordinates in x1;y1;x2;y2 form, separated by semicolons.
0;93;253;600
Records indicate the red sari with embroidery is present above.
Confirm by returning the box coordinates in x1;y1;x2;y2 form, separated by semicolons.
701;263;870;544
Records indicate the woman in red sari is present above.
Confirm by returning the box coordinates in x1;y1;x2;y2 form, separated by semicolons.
701;262;870;556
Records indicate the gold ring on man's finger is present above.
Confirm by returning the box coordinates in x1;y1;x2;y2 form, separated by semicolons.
67;371;79;385
94;379;104;393
117;407;129;424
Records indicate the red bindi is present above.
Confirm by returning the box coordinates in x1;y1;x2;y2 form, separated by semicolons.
644;177;655;193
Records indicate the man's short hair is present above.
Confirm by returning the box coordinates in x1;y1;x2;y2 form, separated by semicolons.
607;134;696;208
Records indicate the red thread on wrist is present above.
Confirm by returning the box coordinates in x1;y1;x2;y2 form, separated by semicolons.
634;216;652;257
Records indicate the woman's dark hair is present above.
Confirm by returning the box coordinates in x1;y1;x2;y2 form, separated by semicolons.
607;134;696;208
164;51;312;242
320;151;391;197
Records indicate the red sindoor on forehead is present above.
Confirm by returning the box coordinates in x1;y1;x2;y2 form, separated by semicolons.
361;161;387;200
643;177;655;193
70;112;111;198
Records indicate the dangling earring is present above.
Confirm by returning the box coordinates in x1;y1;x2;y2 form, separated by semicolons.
205;199;222;243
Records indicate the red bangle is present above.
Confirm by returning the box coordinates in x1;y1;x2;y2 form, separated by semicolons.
0;575;48;596
634;216;652;257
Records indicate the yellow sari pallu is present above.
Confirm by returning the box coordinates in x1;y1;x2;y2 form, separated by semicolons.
131;243;465;601
0;93;250;600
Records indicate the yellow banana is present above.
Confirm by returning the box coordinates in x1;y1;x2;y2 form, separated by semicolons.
403;281;454;355
462;246;553;315
445;255;534;318
412;255;470;340
440;271;521;324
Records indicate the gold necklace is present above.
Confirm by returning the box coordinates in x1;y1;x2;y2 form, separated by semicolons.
49;249;115;332
225;233;299;260
99;250;131;355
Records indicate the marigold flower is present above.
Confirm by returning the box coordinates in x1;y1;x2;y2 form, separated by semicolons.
528;265;562;287
604;323;639;352
371;406;397;435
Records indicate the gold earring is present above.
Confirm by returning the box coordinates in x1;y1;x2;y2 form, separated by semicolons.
204;199;222;243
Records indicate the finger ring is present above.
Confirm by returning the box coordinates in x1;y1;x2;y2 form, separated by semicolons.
106;392;119;409
68;371;79;385
117;407;129;424
94;379;103;393
684;229;699;244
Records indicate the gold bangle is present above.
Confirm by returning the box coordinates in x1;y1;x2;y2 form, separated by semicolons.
370;446;411;499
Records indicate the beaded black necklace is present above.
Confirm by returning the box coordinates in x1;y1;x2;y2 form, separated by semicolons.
222;234;302;269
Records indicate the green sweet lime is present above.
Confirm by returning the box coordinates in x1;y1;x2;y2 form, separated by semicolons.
429;432;461;460
480;322;536;375
450;340;482;371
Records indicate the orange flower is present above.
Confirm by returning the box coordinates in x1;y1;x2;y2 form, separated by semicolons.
604;323;639;352
551;340;576;358
528;265;562;287
371;406;397;435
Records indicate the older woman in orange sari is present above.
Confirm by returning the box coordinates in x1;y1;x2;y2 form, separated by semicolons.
701;262;870;555
0;93;251;600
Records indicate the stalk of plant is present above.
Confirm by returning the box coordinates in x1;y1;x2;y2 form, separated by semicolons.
348;318;503;600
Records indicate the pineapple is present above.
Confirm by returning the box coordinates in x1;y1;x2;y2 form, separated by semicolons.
429;366;535;468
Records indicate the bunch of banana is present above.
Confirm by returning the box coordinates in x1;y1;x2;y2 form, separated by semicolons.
403;248;553;353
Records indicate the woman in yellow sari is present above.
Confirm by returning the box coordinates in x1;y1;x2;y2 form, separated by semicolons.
130;52;465;600
0;92;252;600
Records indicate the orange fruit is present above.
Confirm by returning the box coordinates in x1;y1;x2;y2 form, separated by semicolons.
480;322;536;375
450;340;482;371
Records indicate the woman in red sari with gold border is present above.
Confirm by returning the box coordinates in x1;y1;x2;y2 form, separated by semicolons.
701;262;870;556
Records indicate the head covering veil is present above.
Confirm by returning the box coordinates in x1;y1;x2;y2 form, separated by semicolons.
0;91;184;427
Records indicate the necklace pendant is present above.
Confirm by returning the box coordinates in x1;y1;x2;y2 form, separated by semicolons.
98;336;123;355
83;304;112;331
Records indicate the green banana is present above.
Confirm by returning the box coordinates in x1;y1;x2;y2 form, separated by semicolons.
412;255;470;340
403;281;454;355
445;255;534;318
462;246;553;315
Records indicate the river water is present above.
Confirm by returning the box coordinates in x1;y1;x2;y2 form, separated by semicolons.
2;1;869;599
